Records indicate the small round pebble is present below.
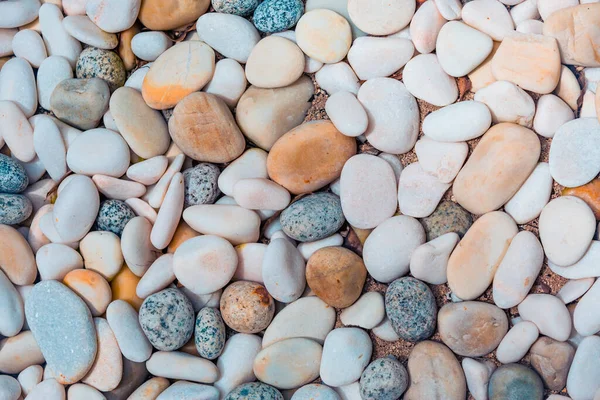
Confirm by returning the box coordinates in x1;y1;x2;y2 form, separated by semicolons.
213;0;261;16
76;47;126;92
488;364;544;400
195;307;226;360
420;200;473;241
0;194;32;225
253;0;304;33
183;163;221;207
359;356;408;400
139;288;195;351
220;281;275;333
280;192;345;242
0;153;28;193
96;199;136;236
292;384;340;400
385;277;437;342
226;382;284;400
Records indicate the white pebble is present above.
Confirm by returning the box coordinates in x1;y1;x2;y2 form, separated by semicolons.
39;3;82;68
410;232;459;285
325;91;368;137
557;278;595;304
398;162;451;218
36;243;83;280
131;31;172;62
12;30;47;68
462;0;515;41
121;216;160;277
474;80;535;127
62;15;118;49
414;137;468;183
203;58;247;108
262;238;306;303
402;53;458;107
436;21;493;78
504;162;553;224
518;294;571;341
0;57;38;118
423;100;492;142
340;292;385;329
297;234;344;261
36;55;74;111
496;321;539;364
533;94;575;138
218;149;268;197
315;62;360;95
347;36;414;80
33;115;66;181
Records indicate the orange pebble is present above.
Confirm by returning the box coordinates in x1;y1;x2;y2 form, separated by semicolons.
63;269;112;317
167;220;200;254
110;265;144;311
562;178;600;220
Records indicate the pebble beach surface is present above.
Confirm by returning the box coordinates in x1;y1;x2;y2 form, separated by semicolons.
0;1;599;400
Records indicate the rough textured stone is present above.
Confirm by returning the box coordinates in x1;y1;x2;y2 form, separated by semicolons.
183;163;220;207
420;200;473;241
76;47;126;92
194;307;226;360
530;337;575;391
359;357;408;400
96;199;135;237
220;281;275;334
280;193;344;242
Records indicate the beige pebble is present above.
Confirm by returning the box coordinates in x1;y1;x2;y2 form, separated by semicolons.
409;0;446;54
63;269;112;317
347;0;415;36
296;9;352;64
127;156;168;186
203;58;247;108
0;331;45;374
125;198;157;225
233;178;291;211
79;231;122;281
121;216;161;277
27;204;52;254
473;80;535;127
127;377;169;400
554;65;581;111
0;100;35;162
245;36;305;89
146;351;219;383
0;224;37;285
183;204;261;245
347;36;414;80
92;175;146;201
144;154;185;209
218;149;268;197
81;318;123;392
151;172;184;250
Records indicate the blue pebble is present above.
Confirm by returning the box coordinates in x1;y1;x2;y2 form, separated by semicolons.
253;0;304;33
489;364;544;400
194;307;226;360
360;356;409;400
291;384;340;400
0;194;32;224
0;154;28;194
212;0;261;16
96;199;135;236
226;382;284;400
280;192;345;242
385;277;437;342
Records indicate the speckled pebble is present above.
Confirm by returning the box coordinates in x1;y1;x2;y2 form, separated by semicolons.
291;384;340;400
488;364;544;400
385;277;437;342
0;194;32;225
96;199;135;236
253;0;304;33
0;153;28;193
76;47;126;92
225;382;284;400
139;288;195;351
212;0;261;16
420;200;473;241
183;163;221;208
359;356;408;400
280;193;345;242
195;307;226;360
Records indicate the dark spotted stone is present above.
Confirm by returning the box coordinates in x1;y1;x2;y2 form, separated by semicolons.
194;307;226;360
225;382;284;400
76;47;126;92
96;200;135;236
253;0;304;33
139;288;195;351
280;192;345;242
360;356;409;400
385;277;437;342
420;200;473;241
0;194;32;224
0;154;28;193
489;364;544;400
183;163;220;208
212;0;261;16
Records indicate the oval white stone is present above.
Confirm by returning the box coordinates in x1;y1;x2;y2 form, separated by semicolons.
320;328;372;387
340;292;385;329
131;31;172;62
533;94;574;138
496;321;539;364
422;100;492;142
203;58;248;108
504;162;553;224
195;13;260;63
518;294;571;341
106;299;152;363
66;128;130;177
398;162;451;218
121;216;161;277
36;243;83;281
402;53;458;107
37;55;74;111
214;334;262;398
183;204;261;245
410;232;459;285
218;149;268;197
62;15;118;49
146;351;218;383
262;238;306;303
557;278;595;304
347;36;414;80
325;91;368;138
12;29;47;68
39;3;82;68
53;174;100;243
0;57;38;118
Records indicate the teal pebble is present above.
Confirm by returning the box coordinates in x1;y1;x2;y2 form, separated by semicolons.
359;356;409;400
253;0;304;33
226;382;284;400
212;0;261;16
488;364;544;400
0;154;28;193
96;200;135;236
0;194;32;224
291;384;340;400
385;277;437;342
194;307;226;360
280;192;345;242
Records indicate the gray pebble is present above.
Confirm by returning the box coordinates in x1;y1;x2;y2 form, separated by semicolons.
360;356;409;400
194;307;226;360
0;153;28;193
280;192;345;242
225;382;284;400
96;199;135;236
50;78;110;130
0;194;32;224
76;47;126;92
183;163;221;208
212;0;261;16
420;200;473;241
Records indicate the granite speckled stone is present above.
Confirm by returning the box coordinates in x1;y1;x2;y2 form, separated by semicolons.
25;280;97;385
292;384;340;400
212;0;261;16
280;193;345;242
0;154;28;193
253;0;304;33
488;364;544;400
76;47;126;92
0;194;32;225
420;200;473;241
225;382;284;400
194;307;226;360
96;200;136;236
385;277;437;342
183;163;221;208
139;288;195;351
360;356;409;400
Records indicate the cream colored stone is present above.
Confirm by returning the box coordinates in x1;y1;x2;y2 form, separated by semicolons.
347;0;415;36
245;36;304;89
296;9;352;64
409;0;446;54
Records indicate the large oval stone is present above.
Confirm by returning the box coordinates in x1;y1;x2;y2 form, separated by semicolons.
566;335;600;400
280;193;345;242
138;0;210;31
385;277;436;342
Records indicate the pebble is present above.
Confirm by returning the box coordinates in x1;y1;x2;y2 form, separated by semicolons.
25;379;65;400
139;0;209;30
69;383;112;399
93;175;146;201
36;56;74;110
325;91;368;137
518;294;571;341
473;80;535;126
76;47;126;93
36;243;83;281
504;162;553;224
462;358;496;400
62;15;118;50
128;377;169;399
549;241;600;280
150;171;185;250
39;4;82;68
555;65;581;111
0;194;31;225
0;0;39;28
85;0;140;33
398;162;451;217
50;78;110;130
253;0;303;33
52;174;100;243
136;254;175;299
127;158;168;188
557;278;595;304
516;19;543;34
226;382;283;400
124;63;150;91
66;128;129;177
340;292;385;330
0;57;37;118
139;288;195;351
32;115;66;181
462;0;514;41
402;54;458;107
195;307;226;360
12;30;47;69
233;178;290;211
410;232;459;285
0;269;23;337
214;333;262;397
25;281;97;384
247;37;304;89
156;381;219;400
574;279;600;336
489;364;544;400
203;58;247;108
63;269;112;317
233;243;266;283
385;277;436;342
81;318;122;392
0;153;28;193
295;9;351;64
496;321;539;364
315;62;360;95
447;211;517;300
213;0;260;16
409;0;445;54
196;13;260;63
305;246;367;308
0;224;37;285
279;193;344;242
130;31;171;62
183;204;260;245
146;351;218;383
347;0;415;35
121;217;161;277
297;234;344;261
0;101;35;162
453;123;540;214
563;178;600;220
533;94;574;138
420;200;473;241
262;238;305;303
0;331;44;374
168;220;200;254
437;21;493;78
220;281;274;333
96;200;135;236
18;365;43;397
530;337;575;391
320;328;372;387
357;77;419;154
106;300;152;363
567;336;600;399
414;137;468;183
347;37;414;80
404;341;466;400
262;296;336;348
292;384;340;400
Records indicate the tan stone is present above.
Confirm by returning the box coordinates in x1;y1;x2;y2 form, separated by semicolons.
167;220;200;254
220;281;275;334
305;246;367;308
139;0;210;31
491;32;561;94
245;36;305;89
542;4;600;67
468;41;500;92
447;211;518;300
295;9;352;64
117;23;140;71
267;121;356;194
168;92;246;163
0;224;36;285
530;337;575;391
0;331;45;374
554;65;581;111
453;123;540;214
63;269;112;317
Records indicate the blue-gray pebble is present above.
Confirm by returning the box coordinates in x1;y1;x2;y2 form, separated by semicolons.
280;192;345;242
0;154;28;193
489;364;544;400
360;356;409;400
253;0;304;33
96;199;135;236
226;382;284;400
25;280;97;384
212;0;261;16
385;277;437;342
183;163;220;208
194;307;226;360
291;384;340;400
0;194;32;225
139;288;195;351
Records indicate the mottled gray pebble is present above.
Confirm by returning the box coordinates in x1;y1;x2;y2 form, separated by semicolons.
50;78;110;130
183;163;221;208
360;356;409;400
0;153;28;193
96;199;135;236
225;382;284;400
420;200;473;241
76;47;126;92
212;0;261;16
280;192;345;242
253;0;304;33
291;384;340;400
488;364;543;400
0;194;32;225
195;307;226;360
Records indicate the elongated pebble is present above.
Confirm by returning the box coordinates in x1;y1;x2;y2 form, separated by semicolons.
128;377;169;400
151;172;184;250
81;317;123;392
136;254;175;299
106;300;152;363
121;216;161;277
146;351;219;383
0;100;35;162
92;175;146;200
557;278;595;304
125;198;158;224
127;156;168;186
